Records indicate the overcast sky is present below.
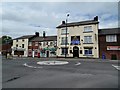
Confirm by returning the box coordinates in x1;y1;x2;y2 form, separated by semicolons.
0;1;119;38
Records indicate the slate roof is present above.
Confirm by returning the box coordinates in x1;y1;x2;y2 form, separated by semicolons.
30;36;57;42
13;35;35;40
56;20;99;28
98;28;120;35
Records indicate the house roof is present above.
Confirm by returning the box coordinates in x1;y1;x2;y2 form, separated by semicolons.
30;36;57;42
56;20;99;28
98;28;120;35
13;35;35;40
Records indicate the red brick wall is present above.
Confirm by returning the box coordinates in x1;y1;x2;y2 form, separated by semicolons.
99;34;120;60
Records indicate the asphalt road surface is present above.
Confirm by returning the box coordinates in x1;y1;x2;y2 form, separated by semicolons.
2;57;119;88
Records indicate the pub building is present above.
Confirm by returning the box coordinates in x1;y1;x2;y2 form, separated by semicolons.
56;16;99;58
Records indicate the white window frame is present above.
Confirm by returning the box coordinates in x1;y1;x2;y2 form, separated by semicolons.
61;37;68;45
84;48;92;55
84;26;92;32
106;35;117;42
61;28;69;34
35;42;38;46
84;36;92;43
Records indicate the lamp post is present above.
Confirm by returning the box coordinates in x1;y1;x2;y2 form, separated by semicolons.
65;14;69;58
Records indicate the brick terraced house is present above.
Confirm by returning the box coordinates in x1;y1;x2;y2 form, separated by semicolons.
98;28;120;60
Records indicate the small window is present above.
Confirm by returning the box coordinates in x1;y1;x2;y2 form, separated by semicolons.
61;37;68;45
61;28;69;34
61;48;68;55
16;40;18;42
84;36;92;43
43;42;46;46
106;35;117;42
84;48;92;55
35;42;38;46
22;39;24;42
80;50;82;54
22;44;24;48
84;26;92;32
70;50;72;53
16;44;18;47
50;42;53;46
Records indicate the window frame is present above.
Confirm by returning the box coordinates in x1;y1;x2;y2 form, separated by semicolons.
106;35;117;42
84;36;92;44
61;37;68;45
84;48;93;55
61;28;69;35
84;26;92;32
61;48;68;55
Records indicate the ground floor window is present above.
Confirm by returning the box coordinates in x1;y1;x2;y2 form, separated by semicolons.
84;48;92;55
61;48;68;55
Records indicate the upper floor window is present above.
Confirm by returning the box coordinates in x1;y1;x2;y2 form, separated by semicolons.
22;39;24;42
43;42;46;46
16;40;18;42
61;37;68;45
29;42;32;46
35;42;38;46
22;44;24;48
50;42;53;46
61;28;69;34
84;26;92;32
84;36;92;43
71;36;80;45
106;35;117;42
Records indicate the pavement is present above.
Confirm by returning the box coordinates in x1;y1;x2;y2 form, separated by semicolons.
1;57;120;88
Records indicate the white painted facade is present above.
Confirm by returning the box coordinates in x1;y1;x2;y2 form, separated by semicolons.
57;22;99;58
12;39;29;57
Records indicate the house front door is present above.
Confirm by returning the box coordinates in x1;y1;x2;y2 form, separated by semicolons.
73;46;79;58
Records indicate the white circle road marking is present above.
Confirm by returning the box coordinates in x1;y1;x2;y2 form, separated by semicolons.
23;63;43;68
37;61;69;65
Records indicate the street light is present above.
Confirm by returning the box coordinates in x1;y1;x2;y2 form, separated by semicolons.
65;14;69;58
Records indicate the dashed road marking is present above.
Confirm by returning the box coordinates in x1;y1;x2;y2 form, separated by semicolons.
75;62;81;66
23;63;43;69
112;64;120;70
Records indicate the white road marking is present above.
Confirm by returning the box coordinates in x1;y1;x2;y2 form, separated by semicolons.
112;64;120;70
37;61;69;65
23;63;42;69
75;62;81;66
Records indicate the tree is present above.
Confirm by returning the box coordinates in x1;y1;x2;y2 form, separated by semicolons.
1;36;12;44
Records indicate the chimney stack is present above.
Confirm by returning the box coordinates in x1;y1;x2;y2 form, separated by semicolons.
35;32;39;36
43;31;46;38
62;21;65;24
94;16;98;21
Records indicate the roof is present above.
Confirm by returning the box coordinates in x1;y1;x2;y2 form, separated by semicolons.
98;28;120;35
30;36;57;42
13;35;35;40
56;20;99;28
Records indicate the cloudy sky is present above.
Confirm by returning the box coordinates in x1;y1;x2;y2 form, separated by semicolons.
0;0;119;39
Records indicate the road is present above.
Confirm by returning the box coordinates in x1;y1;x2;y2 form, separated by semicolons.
2;57;119;88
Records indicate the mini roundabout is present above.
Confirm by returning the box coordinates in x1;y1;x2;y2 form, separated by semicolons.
23;61;81;68
37;61;69;65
